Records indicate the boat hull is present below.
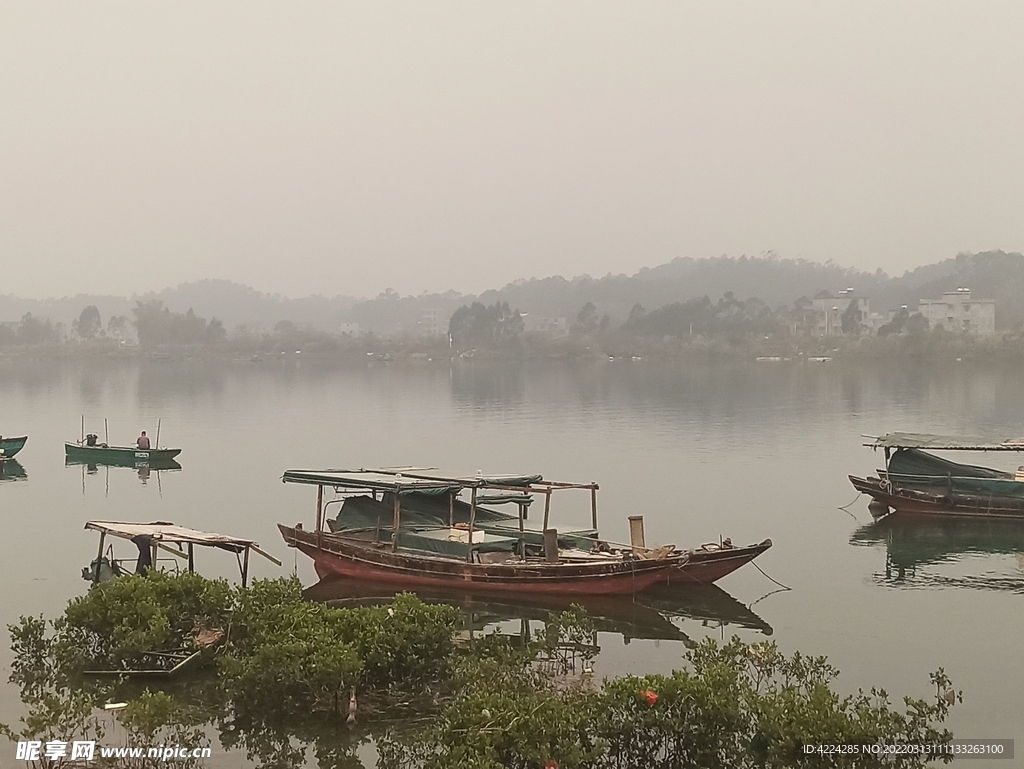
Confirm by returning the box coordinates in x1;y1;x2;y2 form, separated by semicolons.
0;436;28;458
850;475;1024;519
279;524;682;596
665;540;773;585
65;443;182;468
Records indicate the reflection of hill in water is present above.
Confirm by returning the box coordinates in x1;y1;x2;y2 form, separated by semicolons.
850;515;1024;592
302;578;772;644
0;459;27;483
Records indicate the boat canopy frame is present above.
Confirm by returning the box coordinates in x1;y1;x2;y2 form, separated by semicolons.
281;467;601;563
865;433;1024;452
84;520;281;587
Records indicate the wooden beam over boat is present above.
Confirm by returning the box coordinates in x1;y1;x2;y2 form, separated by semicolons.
84;520;280;587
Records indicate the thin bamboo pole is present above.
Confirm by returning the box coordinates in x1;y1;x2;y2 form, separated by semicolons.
241;546;250;588
392;492;401;551
316;485;324;549
466;487;478;563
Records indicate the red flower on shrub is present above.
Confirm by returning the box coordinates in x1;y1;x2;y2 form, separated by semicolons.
641;689;658;707
545;762;560;769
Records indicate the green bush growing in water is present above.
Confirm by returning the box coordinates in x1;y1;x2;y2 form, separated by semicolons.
379;615;960;769
60;570;234;668
7;573;461;723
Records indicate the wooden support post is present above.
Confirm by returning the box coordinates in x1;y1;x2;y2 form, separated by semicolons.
392;492;401;551
518;502;525;532
466;487;478;563
449;491;454;527
93;532;106;581
542;490;552;530
187;543;194;573
316;484;324;549
543;529;558;563
590;486;598;531
151;542;159;572
241;546;250;588
628;516;646;555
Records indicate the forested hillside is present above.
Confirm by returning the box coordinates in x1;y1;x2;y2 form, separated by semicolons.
3;251;1023;335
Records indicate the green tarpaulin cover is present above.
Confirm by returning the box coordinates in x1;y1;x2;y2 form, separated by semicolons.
887;448;1024;500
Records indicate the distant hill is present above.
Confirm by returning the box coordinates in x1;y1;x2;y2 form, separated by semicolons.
878;251;1024;329
4;251;1024;335
477;255;889;322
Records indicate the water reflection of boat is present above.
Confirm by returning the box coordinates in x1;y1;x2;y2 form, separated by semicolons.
850;515;1024;591
65;455;182;471
0;458;27;482
640;582;774;635
302;577;773;642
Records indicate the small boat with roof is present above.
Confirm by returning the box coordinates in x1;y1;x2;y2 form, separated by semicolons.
278;467;771;595
851;432;1024;519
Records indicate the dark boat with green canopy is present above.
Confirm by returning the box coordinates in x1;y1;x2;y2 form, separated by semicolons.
278;467;691;596
850;432;1024;519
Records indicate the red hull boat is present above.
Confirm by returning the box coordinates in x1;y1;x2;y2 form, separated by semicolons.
279;525;685;595
669;539;773;585
278;467;768;597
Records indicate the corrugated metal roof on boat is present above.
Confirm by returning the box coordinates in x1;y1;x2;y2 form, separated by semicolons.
867;432;1024;451
84;520;258;547
282;469;544;492
282;470;460;494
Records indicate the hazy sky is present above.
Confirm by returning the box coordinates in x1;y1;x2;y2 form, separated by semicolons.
2;3;1023;300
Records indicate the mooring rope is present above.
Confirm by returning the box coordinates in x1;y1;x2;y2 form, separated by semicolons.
752;560;792;592
837;492;862;511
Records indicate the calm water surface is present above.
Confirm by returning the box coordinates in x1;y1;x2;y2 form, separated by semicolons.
2;357;1022;766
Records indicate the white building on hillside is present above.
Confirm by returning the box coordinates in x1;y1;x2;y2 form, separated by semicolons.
918;288;995;334
811;288;870;335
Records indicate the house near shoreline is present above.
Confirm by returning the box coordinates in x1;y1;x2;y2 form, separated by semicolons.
811;289;870;336
918;288;995;335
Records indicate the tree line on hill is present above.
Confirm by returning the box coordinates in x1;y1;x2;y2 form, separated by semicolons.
5;250;1024;351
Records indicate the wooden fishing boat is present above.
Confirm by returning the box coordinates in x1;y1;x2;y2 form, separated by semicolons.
669;539;774;585
279;468;692;595
851;433;1024;520
279;467;769;595
0;435;28;458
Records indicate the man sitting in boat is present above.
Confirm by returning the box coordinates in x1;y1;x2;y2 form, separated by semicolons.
137;431;151;450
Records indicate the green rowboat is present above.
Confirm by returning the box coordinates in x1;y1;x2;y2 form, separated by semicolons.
0;436;28;458
65;442;182;468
